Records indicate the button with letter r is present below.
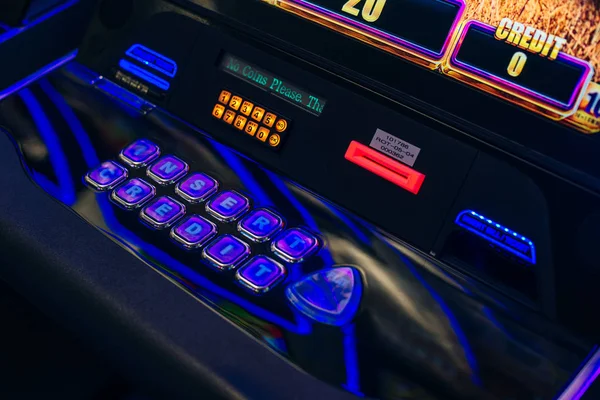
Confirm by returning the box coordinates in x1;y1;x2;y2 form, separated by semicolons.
238;209;284;243
111;178;155;209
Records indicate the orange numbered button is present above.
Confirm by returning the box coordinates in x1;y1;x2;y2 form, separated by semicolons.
212;104;226;119
251;107;266;122
245;121;259;136
229;95;243;111
256;127;270;142
219;90;232;104
240;101;254;116
263;112;277;128
223;110;236;124
268;134;281;147
275;119;288;133
234;115;248;130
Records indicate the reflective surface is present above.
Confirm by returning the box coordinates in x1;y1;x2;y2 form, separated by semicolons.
0;64;592;399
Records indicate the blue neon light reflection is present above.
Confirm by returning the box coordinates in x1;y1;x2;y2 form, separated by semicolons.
118;59;170;90
125;44;178;78
455;210;536;265
18;88;76;206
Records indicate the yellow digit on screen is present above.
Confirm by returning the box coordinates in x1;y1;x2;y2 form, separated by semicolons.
362;0;386;22
341;0;361;16
507;51;527;77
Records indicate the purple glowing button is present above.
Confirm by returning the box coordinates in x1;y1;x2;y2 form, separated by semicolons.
119;139;160;168
140;196;185;229
85;161;127;191
170;215;217;249
111;178;155;209
271;228;319;263
286;267;362;326
147;155;188;185
238;209;284;243
175;173;218;203
202;235;250;270
236;256;286;293
206;191;250;222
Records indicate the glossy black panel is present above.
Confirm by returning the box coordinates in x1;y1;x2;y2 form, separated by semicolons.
0;65;591;400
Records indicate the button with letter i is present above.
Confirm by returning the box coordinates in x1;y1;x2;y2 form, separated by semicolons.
206;190;250;222
203;235;251;270
85;161;127;191
140;196;185;229
272;228;319;263
111;178;155;209
236;256;286;293
120;139;160;168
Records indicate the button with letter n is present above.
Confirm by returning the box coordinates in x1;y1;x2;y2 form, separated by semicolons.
238;209;284;243
170;215;217;249
236;256;286;293
140;196;185;229
176;173;218;204
272;228;320;263
111;178;155;209
85;161;128;191
206;190;250;222
119;139;160;168
147;155;189;185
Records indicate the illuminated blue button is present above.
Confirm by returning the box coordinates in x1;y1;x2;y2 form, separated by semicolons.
119;139;160;168
236;256;286;293
147;155;189;185
85;161;127;191
271;228;319;263
286;267;362;326
140;196;185;229
238;209;284;243
203;235;250;270
206;191;250;222
175;173;218;203
111;178;155;209
170;215;217;249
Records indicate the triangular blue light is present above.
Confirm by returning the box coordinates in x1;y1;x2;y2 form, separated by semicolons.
286;267;362;326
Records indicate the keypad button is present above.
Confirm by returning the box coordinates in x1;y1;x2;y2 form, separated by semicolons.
275;119;288;133
240;101;254;116
244;121;259;136
236;256;286;293
111;178;155;209
212;104;226;119
223;110;236;124
229;95;243;110
175;173;218;204
272;228;319;263
206;190;250;222
263;112;277;128
218;90;232;104
147;155;189;185
238;209;284;243
140;196;185;229
119;139;161;168
268;134;281;148
256;127;269;142
251;107;265;122
203;235;251;270
170;215;217;249
85;161;127;191
233;115;247;130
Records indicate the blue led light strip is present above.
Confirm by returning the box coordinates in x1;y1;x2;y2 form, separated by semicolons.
455;210;536;265
125;44;178;78
0;50;77;101
557;347;600;400
118;59;170;90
